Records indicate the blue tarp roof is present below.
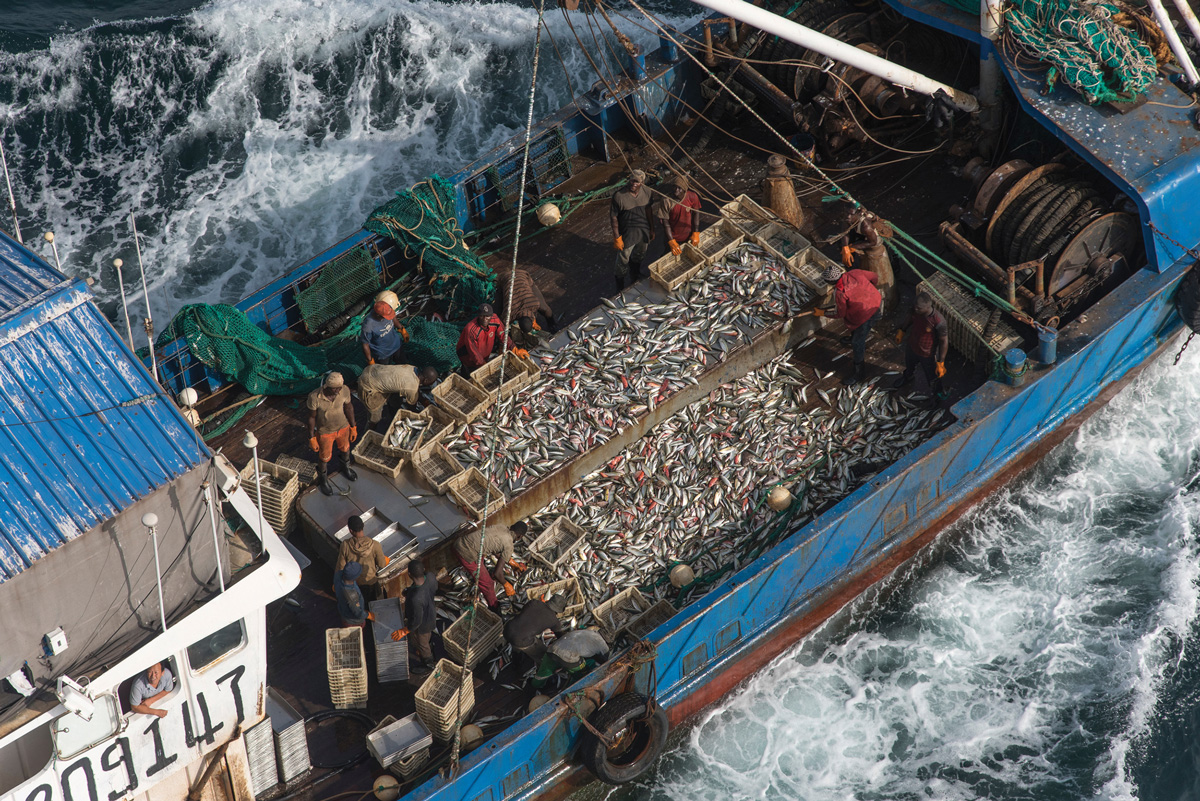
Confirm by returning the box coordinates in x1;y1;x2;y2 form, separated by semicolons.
0;232;208;582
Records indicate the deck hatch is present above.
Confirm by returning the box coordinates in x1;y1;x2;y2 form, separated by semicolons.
502;764;531;798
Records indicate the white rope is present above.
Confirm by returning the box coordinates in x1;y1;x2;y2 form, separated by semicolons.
448;0;547;774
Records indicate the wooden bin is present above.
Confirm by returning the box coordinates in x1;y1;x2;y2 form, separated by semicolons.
623;599;677;641
353;431;405;480
591;587;649;643
648;245;706;292
433;373;493;424
325;627;368;709
524;577;586;619
412;441;464;494
527;516;586;570
382;409;430;459
471;355;527;400
414;660;476;742
447;467;506;520
442;604;504;669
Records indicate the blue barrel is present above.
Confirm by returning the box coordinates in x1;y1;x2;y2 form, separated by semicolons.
789;133;817;161
1003;348;1028;387
1038;328;1058;364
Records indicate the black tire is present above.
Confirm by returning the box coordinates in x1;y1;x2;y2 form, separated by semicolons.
578;693;669;785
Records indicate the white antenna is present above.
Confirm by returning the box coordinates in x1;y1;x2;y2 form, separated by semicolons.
112;258;135;349
129;214;159;383
43;232;61;270
0;139;21;244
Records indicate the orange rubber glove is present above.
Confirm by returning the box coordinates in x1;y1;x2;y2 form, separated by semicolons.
689;231;700;246
935;362;947;379
841;245;855;269
894;329;904;344
309;437;320;453
367;611;375;622
508;558;528;572
349;426;358;443
613;235;624;251
668;239;682;256
367;358;375;366
503;581;516;597
532;320;541;331
400;325;410;343
391;628;409;642
811;307;826;318
383;555;391;566
511;348;529;358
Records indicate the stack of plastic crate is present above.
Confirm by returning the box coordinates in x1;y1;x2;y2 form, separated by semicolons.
366;714;433;773
414;660;476;742
442;604;503;669
242;718;279;797
325;627;368;709
240;460;299;536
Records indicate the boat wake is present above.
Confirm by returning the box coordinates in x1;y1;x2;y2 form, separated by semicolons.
628;344;1200;801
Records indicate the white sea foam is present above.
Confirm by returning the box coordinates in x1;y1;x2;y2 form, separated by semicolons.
0;0;703;323
632;345;1200;800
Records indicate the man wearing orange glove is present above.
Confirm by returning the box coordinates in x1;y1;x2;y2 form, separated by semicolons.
892;291;949;399
456;303;507;373
360;300;408;366
334;561;372;628
453;523;516;609
402;559;439;675
610;169;655;292
811;264;882;386
653;176;701;259
495;266;557;347
335;515;389;602
307;371;357;495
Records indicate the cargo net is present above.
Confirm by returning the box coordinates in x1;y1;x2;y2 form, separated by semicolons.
296;245;381;332
1005;0;1157;104
364;176;495;320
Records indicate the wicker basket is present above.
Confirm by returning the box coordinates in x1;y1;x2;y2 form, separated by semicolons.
623;599;677;641
325;627;368;709
447;468;507;520
471;355;527;400
442;604;504;669
382;409;430;459
524;577;586;618
527;516;586;570
412;441;465;494
414;660;476;742
591;587;649;643
353;431;405;479
648;245;706;292
433;373;493;424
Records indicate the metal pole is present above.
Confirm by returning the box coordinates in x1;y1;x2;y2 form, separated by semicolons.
203;480;226;592
244;431;266;542
1170;0;1200;66
113;258;135;349
43;232;61;271
0;138;22;244
142;513;169;632
1146;0;1200;85
129;214;160;383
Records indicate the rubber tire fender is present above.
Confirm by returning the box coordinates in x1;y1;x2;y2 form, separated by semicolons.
1178;268;1200;334
578;692;669;785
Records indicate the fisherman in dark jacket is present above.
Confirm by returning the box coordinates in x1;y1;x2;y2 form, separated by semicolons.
496;267;556;348
401;559;438;675
505;595;569;664
893;291;949;397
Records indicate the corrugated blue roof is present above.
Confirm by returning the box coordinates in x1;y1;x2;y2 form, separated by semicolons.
0;232;208;582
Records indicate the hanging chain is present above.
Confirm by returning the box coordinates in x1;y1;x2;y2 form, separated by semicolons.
1175;330;1194;365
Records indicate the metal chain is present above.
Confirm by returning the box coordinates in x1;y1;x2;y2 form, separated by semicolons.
1175;331;1194;365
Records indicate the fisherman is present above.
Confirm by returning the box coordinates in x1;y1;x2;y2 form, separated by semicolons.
495;267;557;349
334;514;388;602
334;561;374;628
654;176;701;257
610;169;655;292
358;363;440;425
504;594;569;665
840;208;895;313
130;662;174;718
530;629;610;689
400;559;438;675
453;522;517;609
360;300;409;366
812;264;882;386
307;371;358;495
893;292;949;397
457;303;511;373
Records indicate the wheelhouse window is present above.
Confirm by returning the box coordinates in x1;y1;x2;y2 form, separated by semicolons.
52;694;121;760
187;620;245;672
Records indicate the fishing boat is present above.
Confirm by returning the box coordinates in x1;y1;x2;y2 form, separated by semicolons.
2;0;1200;800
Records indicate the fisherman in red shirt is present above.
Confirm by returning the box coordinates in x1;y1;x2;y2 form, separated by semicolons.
893;291;949;397
456;303;508;372
654;176;702;256
812;263;882;386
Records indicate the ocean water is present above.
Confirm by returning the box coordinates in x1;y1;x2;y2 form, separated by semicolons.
5;3;1200;800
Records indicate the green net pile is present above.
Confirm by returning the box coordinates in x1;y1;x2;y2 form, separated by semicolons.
365;176;496;320
1007;0;1157;104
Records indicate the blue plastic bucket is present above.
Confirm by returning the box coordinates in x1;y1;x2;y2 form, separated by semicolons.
1038;328;1058;364
789;133;817;161
1003;348;1028;387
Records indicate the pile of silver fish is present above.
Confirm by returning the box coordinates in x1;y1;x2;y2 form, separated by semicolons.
447;244;815;496
387;416;428;451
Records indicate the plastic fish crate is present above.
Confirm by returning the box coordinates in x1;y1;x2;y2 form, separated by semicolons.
266;688;311;783
433;373;493;424
367;714;432;768
243;718;279;796
753;222;811;263
382;409;430;459
470;354;526;400
623;600;677;641
424;404;458;446
693;221;746;266
919;272;1023;363
240;460;299;535
353;431;405;480
648;245;706;292
325;627;368;709
592;587;649;642
370;598;409;682
412;441;465;494
527;516;586;570
414;659;476;742
511;351;542;387
524;577;586;618
389;747;430;780
447;467;507;520
275;454;318;486
721;194;776;235
787;247;839;294
442;603;504;668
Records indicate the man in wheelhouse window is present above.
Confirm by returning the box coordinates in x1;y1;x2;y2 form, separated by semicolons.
130;662;174;718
